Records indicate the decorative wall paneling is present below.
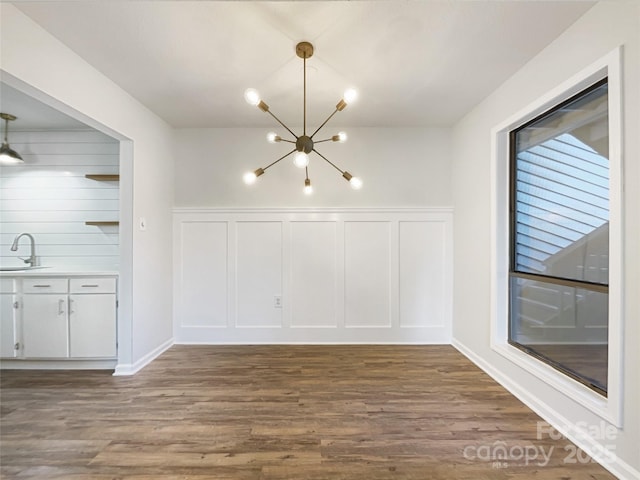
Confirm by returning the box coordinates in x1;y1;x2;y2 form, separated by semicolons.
174;208;453;344
0;130;119;268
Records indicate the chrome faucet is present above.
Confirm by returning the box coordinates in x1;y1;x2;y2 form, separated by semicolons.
10;233;39;267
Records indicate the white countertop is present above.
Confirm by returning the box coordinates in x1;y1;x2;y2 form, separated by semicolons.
0;266;119;277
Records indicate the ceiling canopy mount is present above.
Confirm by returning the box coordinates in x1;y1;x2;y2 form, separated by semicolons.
295;41;314;59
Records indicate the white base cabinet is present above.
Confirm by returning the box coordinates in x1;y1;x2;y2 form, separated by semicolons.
22;278;69;358
0;276;117;361
69;294;116;357
0;279;18;358
23;294;69;358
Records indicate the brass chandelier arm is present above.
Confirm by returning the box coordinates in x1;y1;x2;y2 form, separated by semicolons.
263;148;297;171
313;137;336;144
266;109;297;140
278;138;296;144
310;108;339;139
312;148;345;174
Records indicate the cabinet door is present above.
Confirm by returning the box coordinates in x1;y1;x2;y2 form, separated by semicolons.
69;294;116;358
0;293;18;358
22;295;69;358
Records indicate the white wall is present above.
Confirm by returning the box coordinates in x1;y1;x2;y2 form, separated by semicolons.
451;2;639;477
0;130;120;269
173;127;453;344
0;4;175;371
175;127;452;207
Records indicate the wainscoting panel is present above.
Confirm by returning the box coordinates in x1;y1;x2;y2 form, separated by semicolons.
291;222;338;328
399;221;448;328
345;221;391;328
179;221;227;327
174;208;453;344
236;222;282;328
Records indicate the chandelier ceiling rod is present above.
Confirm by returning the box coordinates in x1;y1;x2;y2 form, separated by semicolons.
242;41;362;194
302;42;309;136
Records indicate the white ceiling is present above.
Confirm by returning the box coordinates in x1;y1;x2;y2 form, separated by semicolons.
0;83;91;130
9;1;595;129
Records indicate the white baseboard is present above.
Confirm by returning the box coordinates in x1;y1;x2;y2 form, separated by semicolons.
175;327;451;345
113;338;173;376
0;359;116;370
452;338;639;480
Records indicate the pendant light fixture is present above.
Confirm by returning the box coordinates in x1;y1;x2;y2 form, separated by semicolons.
243;42;362;194
0;113;24;164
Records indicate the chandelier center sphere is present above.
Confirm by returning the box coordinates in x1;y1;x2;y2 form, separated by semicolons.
296;135;314;154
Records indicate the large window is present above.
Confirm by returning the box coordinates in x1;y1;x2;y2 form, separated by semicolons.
509;79;609;395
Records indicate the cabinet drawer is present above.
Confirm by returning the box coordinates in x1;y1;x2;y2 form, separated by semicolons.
23;278;68;294
70;278;116;294
0;278;16;294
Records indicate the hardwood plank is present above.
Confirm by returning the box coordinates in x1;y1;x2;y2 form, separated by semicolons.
0;345;615;479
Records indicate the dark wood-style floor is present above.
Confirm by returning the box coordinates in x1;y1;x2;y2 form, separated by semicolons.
1;345;614;479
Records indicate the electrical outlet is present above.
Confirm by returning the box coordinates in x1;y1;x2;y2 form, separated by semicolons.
274;296;282;308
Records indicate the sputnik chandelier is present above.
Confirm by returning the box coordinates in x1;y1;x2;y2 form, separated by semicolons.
242;41;362;195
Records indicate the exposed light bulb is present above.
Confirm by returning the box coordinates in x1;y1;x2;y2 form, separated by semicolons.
293;151;309;168
304;179;313;195
244;88;261;106
243;171;257;185
266;132;278;143
343;88;358;104
349;176;363;190
337;131;348;143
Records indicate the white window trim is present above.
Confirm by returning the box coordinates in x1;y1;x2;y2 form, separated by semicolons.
490;47;624;427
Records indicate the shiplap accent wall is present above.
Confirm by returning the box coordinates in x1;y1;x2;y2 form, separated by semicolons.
0;130;119;269
174;208;453;344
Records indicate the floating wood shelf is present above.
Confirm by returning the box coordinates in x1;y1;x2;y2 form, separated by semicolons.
85;174;120;181
85;221;119;226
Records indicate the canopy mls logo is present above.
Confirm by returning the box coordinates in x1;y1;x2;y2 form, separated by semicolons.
462;421;617;469
462;441;553;468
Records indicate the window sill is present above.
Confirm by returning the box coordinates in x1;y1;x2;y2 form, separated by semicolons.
492;341;619;426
